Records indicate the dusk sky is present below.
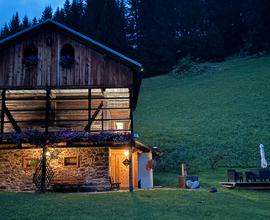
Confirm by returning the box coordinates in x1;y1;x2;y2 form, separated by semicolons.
0;0;64;27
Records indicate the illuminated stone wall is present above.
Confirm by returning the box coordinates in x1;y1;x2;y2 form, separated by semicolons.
0;147;109;192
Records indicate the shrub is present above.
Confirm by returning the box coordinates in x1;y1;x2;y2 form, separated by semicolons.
155;144;232;174
170;56;208;78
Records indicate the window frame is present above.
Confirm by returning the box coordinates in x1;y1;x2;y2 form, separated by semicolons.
63;156;79;168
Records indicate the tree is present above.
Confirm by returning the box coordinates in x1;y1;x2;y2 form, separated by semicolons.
9;12;21;34
63;0;71;21
41;6;53;21
126;0;141;52
241;0;270;54
0;23;10;39
32;17;38;25
54;7;66;23
22;16;30;29
138;0;178;75
96;0;128;52
206;0;243;56
69;0;81;31
84;0;106;36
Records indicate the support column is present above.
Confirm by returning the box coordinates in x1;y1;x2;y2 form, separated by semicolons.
41;88;50;193
129;142;133;192
88;88;91;134
1;89;6;135
129;88;134;192
45;89;50;134
40;146;47;193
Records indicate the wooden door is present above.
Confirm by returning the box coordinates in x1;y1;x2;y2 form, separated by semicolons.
110;149;138;189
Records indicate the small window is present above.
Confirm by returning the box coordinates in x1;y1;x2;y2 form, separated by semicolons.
22;157;33;169
60;44;75;68
23;44;38;67
116;121;125;131
64;156;79;167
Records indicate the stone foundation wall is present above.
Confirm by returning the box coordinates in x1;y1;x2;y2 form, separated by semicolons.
0;147;109;192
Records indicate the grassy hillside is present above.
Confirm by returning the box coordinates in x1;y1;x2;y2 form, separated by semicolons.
1;170;270;220
134;56;270;171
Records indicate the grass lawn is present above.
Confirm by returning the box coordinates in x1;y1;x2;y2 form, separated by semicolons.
134;55;270;169
1;169;270;220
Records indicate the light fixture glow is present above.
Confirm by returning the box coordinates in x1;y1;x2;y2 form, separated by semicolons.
124;151;129;157
45;151;51;157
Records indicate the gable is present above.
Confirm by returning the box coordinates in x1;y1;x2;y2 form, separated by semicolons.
0;23;138;89
0;20;142;69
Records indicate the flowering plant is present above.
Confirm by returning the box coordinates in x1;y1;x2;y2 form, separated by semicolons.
0;130;132;146
59;55;75;68
23;55;39;67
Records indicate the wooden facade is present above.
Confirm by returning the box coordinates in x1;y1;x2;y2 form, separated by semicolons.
0;20;157;193
0;30;133;88
0;20;142;135
0;20;142;104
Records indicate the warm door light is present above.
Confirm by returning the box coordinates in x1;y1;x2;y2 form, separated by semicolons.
124;151;129;157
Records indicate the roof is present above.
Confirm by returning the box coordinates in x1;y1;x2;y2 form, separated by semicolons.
0;19;142;69
135;140;162;156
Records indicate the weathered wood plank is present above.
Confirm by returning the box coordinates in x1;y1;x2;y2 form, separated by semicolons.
0;28;134;88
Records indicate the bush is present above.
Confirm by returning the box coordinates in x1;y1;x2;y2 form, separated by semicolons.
170;56;208;78
155;144;232;174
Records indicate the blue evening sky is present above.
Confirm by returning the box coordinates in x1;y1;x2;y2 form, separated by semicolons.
0;0;65;27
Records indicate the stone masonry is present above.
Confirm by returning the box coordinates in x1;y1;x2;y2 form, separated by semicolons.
0;147;110;192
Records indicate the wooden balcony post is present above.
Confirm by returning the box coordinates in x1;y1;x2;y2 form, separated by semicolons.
129;142;133;192
1;89;6;135
41;88;50;193
45;88;51;134
129;88;134;192
40;146;47;193
129;88;134;133
88;88;91;134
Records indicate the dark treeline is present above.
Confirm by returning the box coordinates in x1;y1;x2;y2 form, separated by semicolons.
1;0;270;76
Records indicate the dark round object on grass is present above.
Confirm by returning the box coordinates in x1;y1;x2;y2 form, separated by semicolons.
209;187;218;193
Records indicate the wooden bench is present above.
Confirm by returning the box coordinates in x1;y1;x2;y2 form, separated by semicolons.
51;176;85;192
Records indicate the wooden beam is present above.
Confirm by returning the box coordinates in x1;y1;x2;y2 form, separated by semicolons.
101;89;104;131
0;142;131;150
84;102;103;131
129;88;134;133
129;88;134;193
3;105;21;132
40;146;47;193
1;89;5;134
0;85;132;90
45;89;51;134
129;142;133;192
88;88;91;134
102;110;104;131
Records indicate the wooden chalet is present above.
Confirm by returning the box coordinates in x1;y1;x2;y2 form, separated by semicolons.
0;20;158;192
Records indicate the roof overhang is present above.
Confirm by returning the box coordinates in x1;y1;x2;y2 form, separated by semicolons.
135;140;162;156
